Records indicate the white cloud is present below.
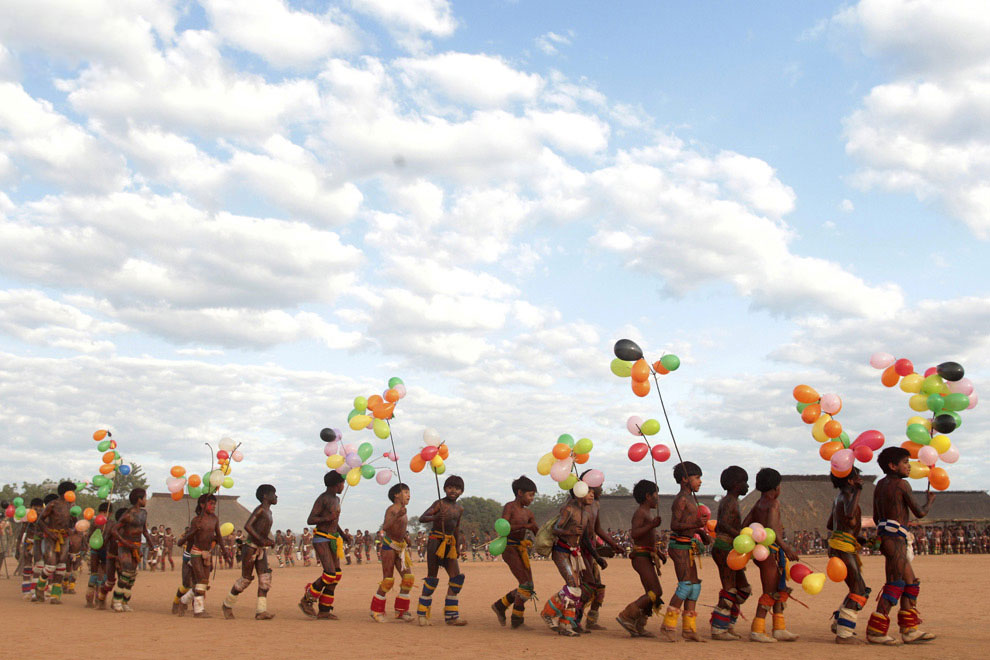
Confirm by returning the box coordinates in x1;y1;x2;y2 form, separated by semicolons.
351;0;455;51
839;199;854;212
535;31;572;56
397;52;544;107
0;289;126;353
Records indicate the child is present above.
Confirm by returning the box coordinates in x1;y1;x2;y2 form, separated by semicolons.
710;466;751;640
274;530;285;567
300;528;313;567
417;475;467;626
179;493;224;617
827;466;868;644
109;488;154;612
743;468;800;642
577;475;625;631
18;497;44;600
491;476;539;629
866;447;936;645
222;484;277;619
163;527;175;571
97;508;126;609
300;471;350;619
660;462;710;642
36;482;76;604
616;480;667;637
64;518;83;594
84;502;111;607
541;483;594;636
371;483;415;622
283;529;296;567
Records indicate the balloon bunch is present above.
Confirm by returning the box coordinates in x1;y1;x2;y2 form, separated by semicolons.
536;433;604;496
488;517;512;557
346;377;407;437
5;496;34;523
869;353;973;490
792;385;886;477
610;338;681;398
324;428;397;487
166;437;245;502
725;524;827;596
87;428;126;549
625;416;672;464
409;428;449;476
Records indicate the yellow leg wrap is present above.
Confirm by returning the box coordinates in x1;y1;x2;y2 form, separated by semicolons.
752;616;766;633
683;611;697;632
773;613;786;631
400;574;415;590
379;577;395;593
662;608;680;629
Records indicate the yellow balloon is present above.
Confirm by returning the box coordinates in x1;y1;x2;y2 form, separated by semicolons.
220;463;231;475
906;416;932;431
430;455;444;468
536;452;555;476
346;467;361;486
326;454;344;469
740;527;753;537
349;414;372;431
220;522;234;537
908;394;928;412
908;461;930;479
930;434;951;454
899;373;923;393
812;413;832;443
802;572;826;595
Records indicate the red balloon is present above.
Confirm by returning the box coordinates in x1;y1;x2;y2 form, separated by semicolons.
853;429;885;451
923;366;937;377
216;450;229;461
4;505;13;518
789;563;812;583
697;505;711;519
894;358;914;377
94;514;107;526
627;443;649;462
853;445;873;463
651;444;671;462
420;446;438;461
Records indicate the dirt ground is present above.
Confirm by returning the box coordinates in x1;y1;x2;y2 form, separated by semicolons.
2;553;987;659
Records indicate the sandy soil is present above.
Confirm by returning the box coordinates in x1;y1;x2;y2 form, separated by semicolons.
2;554;987;659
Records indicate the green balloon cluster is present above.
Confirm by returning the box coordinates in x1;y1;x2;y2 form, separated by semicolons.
489;517;511;556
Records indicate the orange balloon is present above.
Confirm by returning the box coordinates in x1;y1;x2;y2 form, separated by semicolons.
831;465;852;478
705;519;717;533
410;455;426;473
929;467;950;491
632;379;650;397
801;403;822;424
900;441;922;459
384;388;400;403
83;507;94;520
26;509;38;523
367;394;384;410
552;443;571;460
826;556;848;582
574;453;590;464
793;384;820;404
438;444;449;460
93;429;107;441
819;440;843;461
631;358;650;383
652;360;669;375
170;466;186;478
374;402;395;419
170;491;184;501
102;451;115;464
881;365;899;387
99;463;114;475
824;419;843;439
726;550;750;570
188;474;202;488
64;491;76;503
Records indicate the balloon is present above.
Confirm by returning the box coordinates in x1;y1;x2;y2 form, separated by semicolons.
64;491;76;503
928;467;950;491
489;536;507;557
639;419;660;436
423;428;442;446
610;358;632;377
347;409;360;422
552;443;572;460
929;434;950;454
97;485;110;499
907;394;928;412
218;522;233;537
349;414;372;431
559;474;577;490
880;365;900;387
926;393;945;413
222;476;234;489
556;433;575;447
632;378;650;397
631;358;650;382
820;393;842;415
627;415;645;435
188;474;202;488
726;550;749;570
900;440;922;459
906;416;931;431
410;455;426;473
169;465;185;478
801;403;821;424
430;455;444;468
824;419;843;439
573;453;590;464
945;410;962;428
358;442;374;461
375;469;392;485
937;361;965;382
853;445;874;462
628;443;649;462
706;519;717;533
118;464;131;476
166;477;184;494
740;527;752;536
102;451;115;464
388;376;404;388
793;384;820;404
941;446;960;463
906;423;931;444
209;471;223;487
614;338;644;362
494;518;511;537
550;459;573;482
789;563;812;584
826;556;848;582
830;449;854;474
344;452;361;468
660;354;680;371
320;428;337;442
97;439;112;452
217;450;230;462
220;463;231;475
171;491;183;501
572;481;590;498
393;384;407;399
431;462;447;476
812;414;833;443
899;373;923;394
831;465;852;478
908;461;930;479
573;438;593;454
933;414;957;434
870;352;895;369
838;431;850;448
653;359;670;375
819;440;843;461
537;453;555;475
346;467;361;486
733;534;756;554
583;469;605;488
83;507;94;520
943;393;970;412
802;572;826;595
372;402;395;419
917;445;938;466
751;527;767;544
651;444;671;462
419;444;439;462
894;358;914;377
323;441;340;457
762;528;776;546
89;528;104;550
752;544;770;561
73;518;90;532
948;377;974;395
385;388;400;403
360;464;376;479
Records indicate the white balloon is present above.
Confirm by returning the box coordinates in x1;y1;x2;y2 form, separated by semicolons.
423;428;442;447
572;481;590;498
219;437;236;452
209;471;223;487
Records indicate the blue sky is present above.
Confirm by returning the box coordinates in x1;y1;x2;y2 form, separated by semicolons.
1;0;988;528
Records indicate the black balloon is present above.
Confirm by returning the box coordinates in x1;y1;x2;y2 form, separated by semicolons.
614;338;644;362
320;427;337;442
936;361;965;382
932;414;957;434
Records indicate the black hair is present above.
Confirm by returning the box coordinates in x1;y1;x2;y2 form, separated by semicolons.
31;498;44;507
114;508;126;521
256;484;276;502
673;461;702;484
755;468;781;493
720;466;748;491
511;475;537;496
324;471;345;488
388;483;410;502
444;475;464;491
197;493;217;508
633;479;659;503
98;502;110;513
0;500;6;509
878;447;910;475
165;527;171;532
129;488;146;505
43;494;58;504
57;481;75;496
831;466;861;488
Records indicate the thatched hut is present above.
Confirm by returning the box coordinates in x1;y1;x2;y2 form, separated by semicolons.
144;492;253;534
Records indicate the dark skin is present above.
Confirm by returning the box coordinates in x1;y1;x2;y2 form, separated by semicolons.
668;474;710;610
873;456;935;615
380;488;412;580
182;499;224;585
552;492;593;588
308;482;350;578
111;496;155;574
826;471;867;643
231;490;277;603
629;490;663;613
743;486;799;617
38;495;72;567
501;490;538;586
714;478;750;597
420;485;465;579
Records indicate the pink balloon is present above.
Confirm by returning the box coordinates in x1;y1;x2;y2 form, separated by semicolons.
752;544;770;561
231;450;243;462
751;528;767;543
323;441;340;456
918;446;938;467
394;384;407;399
749;522;764;532
627;443;649;462
627;416;644;436
869;352;895;369
948;378;974;395
820;393;842;415
375;470;392;485
344;443;357;455
651;444;671;462
830;448;854;473
333;428;343;442
345;452;362;468
388;452;398;462
583;469;605;488
550;459;573;482
967;391;978;409
941;447;959;463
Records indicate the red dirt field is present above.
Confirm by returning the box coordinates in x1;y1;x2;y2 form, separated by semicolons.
2;554;987;659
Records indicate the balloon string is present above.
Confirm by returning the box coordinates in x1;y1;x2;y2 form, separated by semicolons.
650;368;700;508
385;419;403;483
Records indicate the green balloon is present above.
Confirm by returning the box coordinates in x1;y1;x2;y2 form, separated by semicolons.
89;528;104;550
921;374;945;395
222;476;234;489
188;484;201;498
560;474;578;490
388;377;404;388
927;393;945;413
761;528;776;547
610;358;632;378
97;485;110;499
795;402;810;413
373;419;390;439
69;505;82;517
431;463;446;475
640;419;661;436
97;440;112;452
557;434;574;447
946;410;962;428
488;536;507;556
943;393;970;412
839;431;850;448
12;497;23;507
75;481;86;492
358;442;374;461
353;396;367;413
660;354;680;371
494;518;511;537
15;505;26;518
573;438;594;454
733;534;755;554
906;423;930;444
347;408;360;422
